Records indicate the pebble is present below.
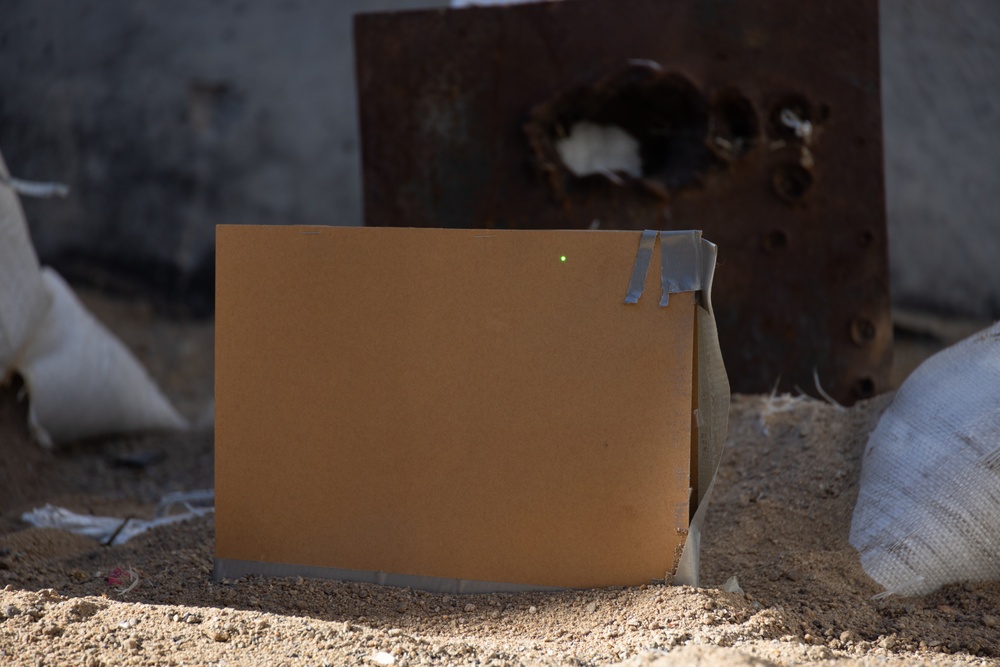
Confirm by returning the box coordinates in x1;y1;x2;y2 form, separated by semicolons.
528;606;537;615
205;628;231;642
373;651;395;665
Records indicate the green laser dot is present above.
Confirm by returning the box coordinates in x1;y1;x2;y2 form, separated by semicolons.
560;255;567;262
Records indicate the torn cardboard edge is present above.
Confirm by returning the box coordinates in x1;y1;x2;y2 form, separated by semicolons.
214;226;729;592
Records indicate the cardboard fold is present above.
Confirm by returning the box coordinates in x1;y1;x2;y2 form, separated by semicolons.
215;226;729;592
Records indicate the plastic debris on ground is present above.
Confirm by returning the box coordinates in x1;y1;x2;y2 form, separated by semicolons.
21;490;214;546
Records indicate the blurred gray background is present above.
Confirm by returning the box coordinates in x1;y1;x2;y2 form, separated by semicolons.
1;0;997;318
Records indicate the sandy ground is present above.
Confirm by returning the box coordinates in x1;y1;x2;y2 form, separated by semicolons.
1;290;998;666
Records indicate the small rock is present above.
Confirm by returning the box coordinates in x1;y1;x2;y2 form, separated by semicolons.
528;606;538;615
807;645;831;660
68;601;101;620
125;637;141;652
984;615;999;628
68;569;90;583
373;651;395;665
840;630;857;644
388;628;402;637
38;589;61;601
585;602;597;613
205;627;230;642
42;624;64;637
396;602;408;614
3;605;20;618
464;603;476;612
879;635;897;650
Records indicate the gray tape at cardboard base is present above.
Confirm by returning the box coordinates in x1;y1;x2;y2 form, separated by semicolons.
673;478;716;587
213;557;563;595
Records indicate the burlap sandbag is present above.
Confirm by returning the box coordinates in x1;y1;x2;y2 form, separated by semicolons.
850;321;1000;596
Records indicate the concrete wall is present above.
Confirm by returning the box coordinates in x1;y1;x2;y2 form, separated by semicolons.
1;0;998;318
881;0;1000;319
0;0;444;313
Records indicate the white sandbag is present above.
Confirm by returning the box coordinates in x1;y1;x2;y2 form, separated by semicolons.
850;321;1000;596
15;268;189;445
0;154;51;372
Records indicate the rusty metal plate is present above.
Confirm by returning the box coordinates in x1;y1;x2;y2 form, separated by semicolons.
355;0;890;405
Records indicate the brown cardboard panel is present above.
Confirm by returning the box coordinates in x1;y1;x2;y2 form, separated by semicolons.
215;226;695;589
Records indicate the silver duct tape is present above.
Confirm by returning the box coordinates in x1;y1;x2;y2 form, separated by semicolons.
659;230;704;307
623;229;658;304
213;558;564;595
625;230;708;307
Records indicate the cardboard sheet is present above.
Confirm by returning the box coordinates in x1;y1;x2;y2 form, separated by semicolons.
215;226;728;590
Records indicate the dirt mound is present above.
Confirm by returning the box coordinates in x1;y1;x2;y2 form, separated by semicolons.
1;293;998;666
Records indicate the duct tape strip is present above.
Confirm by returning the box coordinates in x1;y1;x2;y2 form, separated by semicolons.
213;558;563;595
624;230;705;306
624;229;658;304
659;230;704;307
